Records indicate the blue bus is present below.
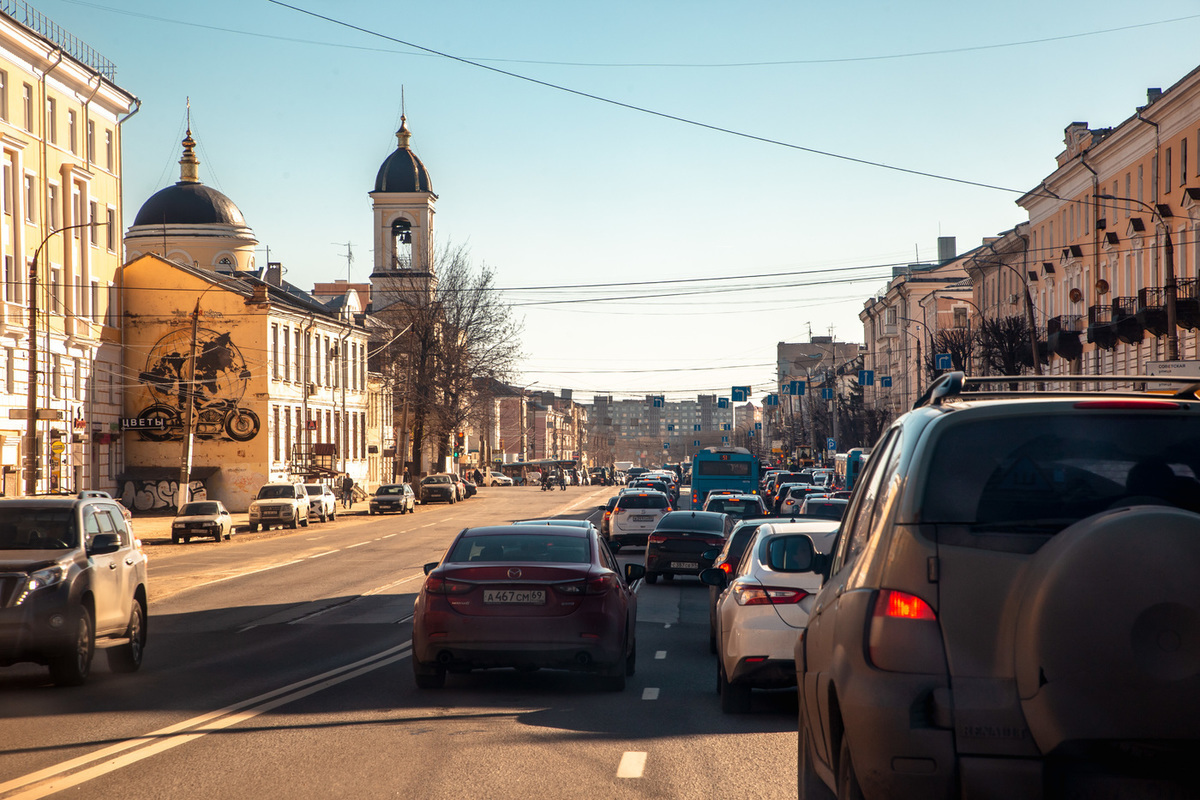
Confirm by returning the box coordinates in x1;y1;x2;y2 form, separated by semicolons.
690;447;759;507
834;448;869;492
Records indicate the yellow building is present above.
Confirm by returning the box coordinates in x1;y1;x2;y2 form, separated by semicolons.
0;6;138;497
119;133;370;512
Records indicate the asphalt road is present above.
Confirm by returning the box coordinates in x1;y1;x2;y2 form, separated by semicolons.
0;486;798;800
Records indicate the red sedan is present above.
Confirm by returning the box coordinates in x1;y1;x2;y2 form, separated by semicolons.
412;524;643;690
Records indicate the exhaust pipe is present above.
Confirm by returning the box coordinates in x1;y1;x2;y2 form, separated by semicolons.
437;651;454;665
574;652;592;667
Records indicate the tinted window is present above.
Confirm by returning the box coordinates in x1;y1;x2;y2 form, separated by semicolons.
922;414;1200;528
423;476;451;485
258;485;297;499
1;508;76;549
697;460;751;477
180;502;220;515
617;494;669;510
378;486;404;495
655;512;725;531
834;429;900;573
448;534;590;563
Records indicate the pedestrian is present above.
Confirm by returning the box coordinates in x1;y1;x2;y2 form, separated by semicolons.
341;473;354;509
473;468;483;485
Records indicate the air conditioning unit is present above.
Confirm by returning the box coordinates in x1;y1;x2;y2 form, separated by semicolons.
307;383;317;397
1008;294;1020;304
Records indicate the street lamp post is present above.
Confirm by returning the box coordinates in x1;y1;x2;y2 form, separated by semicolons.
1096;194;1178;361
25;221;105;497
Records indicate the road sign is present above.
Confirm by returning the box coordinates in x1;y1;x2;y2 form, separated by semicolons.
765;394;779;406
8;409;64;420
858;369;874;386
662;442;670;449
717;397;729;409
652;396;664;408
667;424;674;431
826;438;837;451
50;441;65;455
731;386;750;402
881;376;893;388
821;387;833;400
754;422;762;430
935;353;953;370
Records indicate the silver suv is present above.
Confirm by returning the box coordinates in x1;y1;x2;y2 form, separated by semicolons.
0;493;149;685
248;482;310;531
796;374;1200;799
302;483;338;523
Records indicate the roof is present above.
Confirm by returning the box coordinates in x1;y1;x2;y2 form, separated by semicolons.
132;181;247;227
372;116;434;194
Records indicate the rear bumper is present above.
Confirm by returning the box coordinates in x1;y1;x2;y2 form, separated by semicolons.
729;656;795;688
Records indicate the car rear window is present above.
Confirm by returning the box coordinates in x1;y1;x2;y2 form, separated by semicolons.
921;413;1200;530
448;534;590;563
656;512;725;531
617;494;669;510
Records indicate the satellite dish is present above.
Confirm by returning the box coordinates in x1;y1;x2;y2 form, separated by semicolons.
1069;287;1084;303
1095;279;1110;296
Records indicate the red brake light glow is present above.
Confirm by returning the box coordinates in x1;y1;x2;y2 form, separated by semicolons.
424;576;472;595
1073;399;1184;410
875;589;936;621
734;586;808;606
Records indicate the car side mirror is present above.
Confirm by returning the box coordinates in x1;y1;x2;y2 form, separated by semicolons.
423;562;439;575
624;563;645;583
607;539;622;554
764;535;817;572
596;505;606;511
87;533;121;556
698;567;727;588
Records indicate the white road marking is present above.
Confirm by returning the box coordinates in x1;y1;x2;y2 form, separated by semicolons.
642;688;659;700
616;751;647;779
345;542;369;549
189;560;305;590
654;650;667;659
381;534;397;539
419;523;437;529
308;550;339;559
0;645;412;799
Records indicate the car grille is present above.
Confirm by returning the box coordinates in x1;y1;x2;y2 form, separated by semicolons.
0;574;25;608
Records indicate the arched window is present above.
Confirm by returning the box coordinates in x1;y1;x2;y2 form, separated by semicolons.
218;256;233;268
391;219;412;269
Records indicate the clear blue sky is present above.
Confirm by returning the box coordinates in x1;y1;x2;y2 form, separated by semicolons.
41;0;1200;403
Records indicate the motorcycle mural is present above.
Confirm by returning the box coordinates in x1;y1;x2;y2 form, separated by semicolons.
135;328;260;442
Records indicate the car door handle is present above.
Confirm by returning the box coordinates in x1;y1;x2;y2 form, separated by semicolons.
109;562;118;570
125;558;135;565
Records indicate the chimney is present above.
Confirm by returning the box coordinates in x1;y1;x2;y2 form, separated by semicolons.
937;236;957;262
265;261;283;287
1147;87;1163;104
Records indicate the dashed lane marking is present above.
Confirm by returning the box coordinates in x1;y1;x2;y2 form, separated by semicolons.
654;651;667;659
642;688;659;700
308;550;339;559
617;752;647;779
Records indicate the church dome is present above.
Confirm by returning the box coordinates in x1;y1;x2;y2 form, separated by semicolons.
373;116;434;194
133;182;246;227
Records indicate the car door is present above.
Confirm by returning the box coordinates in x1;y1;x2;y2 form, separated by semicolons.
86;506;132;634
800;428;899;769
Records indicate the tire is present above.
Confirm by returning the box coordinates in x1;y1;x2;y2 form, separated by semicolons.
837;737;866;800
799;720;836;800
248;524;259;532
369;509;375;515
48;607;94;687
172;533;180;544
300;515;309;528
213;530;222;542
600;653;627;691
413;658;446;689
709;627;718;655
183;536;191;544
718;658;751;713
330;508;336;521
107;601;147;674
289;516;299;529
645;572;658;585
224;407;260;442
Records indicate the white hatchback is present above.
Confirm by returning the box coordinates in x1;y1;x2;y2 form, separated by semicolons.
608;490;672;546
703;520;839;713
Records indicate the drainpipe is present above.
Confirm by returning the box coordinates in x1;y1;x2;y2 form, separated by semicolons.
1079;151;1100;375
301;313;315;479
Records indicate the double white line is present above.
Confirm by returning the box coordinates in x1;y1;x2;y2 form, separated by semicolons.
0;644;412;799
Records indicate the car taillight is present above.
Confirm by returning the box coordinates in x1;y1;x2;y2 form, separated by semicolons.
1074;399;1185;410
587;574;618;594
424;576;472;595
718;562;733;574
874;589;936;621
648;534;668;544
613;507;624;514
734;586;808;606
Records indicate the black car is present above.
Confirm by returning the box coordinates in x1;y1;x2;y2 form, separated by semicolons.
643;510;732;584
369;483;415;515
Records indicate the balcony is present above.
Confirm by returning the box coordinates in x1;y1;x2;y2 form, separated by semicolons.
1112;296;1145;345
1046;315;1083;360
1177;278;1200;330
1087;303;1119;351
1136;287;1169;338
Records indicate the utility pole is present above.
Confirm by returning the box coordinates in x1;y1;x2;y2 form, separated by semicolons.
176;300;201;511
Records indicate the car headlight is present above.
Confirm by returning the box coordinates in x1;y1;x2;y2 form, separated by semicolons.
173;522;186;529
16;564;69;605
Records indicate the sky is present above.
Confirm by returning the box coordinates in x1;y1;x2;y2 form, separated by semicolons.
36;0;1200;404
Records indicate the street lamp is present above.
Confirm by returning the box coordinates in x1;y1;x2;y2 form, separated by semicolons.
25;221;106;497
1095;194;1178;361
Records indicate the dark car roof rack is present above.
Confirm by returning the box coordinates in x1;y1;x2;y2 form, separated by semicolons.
913;371;1200;409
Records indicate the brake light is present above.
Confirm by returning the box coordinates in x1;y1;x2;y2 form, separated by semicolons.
734;586;808;606
587;574;618;594
718;561;733;574
648;534;668;544
1074;399;1185;410
874;589;936;621
424;576;472;595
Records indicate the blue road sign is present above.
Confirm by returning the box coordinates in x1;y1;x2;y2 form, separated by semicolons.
859;369;874;386
881;376;893;387
935;353;953;370
731;386;750;402
821;387;834;400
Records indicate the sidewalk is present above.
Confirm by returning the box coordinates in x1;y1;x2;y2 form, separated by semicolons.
132;505;372;546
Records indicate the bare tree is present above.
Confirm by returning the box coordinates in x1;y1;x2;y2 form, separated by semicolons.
372;243;522;471
926;327;977;375
976;315;1039;377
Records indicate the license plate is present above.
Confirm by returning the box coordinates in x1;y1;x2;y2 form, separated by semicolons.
631;515;654;521
483;589;545;605
670;561;699;570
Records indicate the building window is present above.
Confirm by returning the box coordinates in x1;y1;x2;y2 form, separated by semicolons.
90;281;99;322
106;283;118;327
273;406;281;462
48;184;59;228
0;70;7;121
21;84;32;132
24;174;35;223
271;324;279;379
4;347;13;394
46;97;56;144
3;255;14;304
953;307;968;328
105;207;116;250
284;406;291;463
1;162;10;216
1184;139;1189;186
105;129;113;171
89;201;98;244
51;354;61;398
1166;148;1173;194
50;267;61;314
73;357;82;400
283;325;291;381
294;329;301;382
67;110;77;155
86;120;95;164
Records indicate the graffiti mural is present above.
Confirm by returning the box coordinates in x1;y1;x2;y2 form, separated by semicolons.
120;476;208;512
136;327;260;442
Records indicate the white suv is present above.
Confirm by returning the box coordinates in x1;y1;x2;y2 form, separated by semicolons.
302;483;338;523
609;490;671;546
248;483;310;531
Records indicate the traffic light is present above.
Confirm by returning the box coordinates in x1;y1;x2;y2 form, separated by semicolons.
453;431;465;457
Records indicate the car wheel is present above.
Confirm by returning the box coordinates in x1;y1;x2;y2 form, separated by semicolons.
837;737;865;800
107;600;147;674
48;607;94;687
645;572;658;585
599;651;627;691
214;531;222;542
799;719;836;800
718;658;751;713
369;509;375;515
330;508;337;521
413;658;446;689
300;515;309;528
183;536;191;544
171;533;180;544
320;510;327;523
248;524;258;532
709;626;718;655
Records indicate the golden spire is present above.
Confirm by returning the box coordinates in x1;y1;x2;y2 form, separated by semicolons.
179;99;200;184
396;115;411;149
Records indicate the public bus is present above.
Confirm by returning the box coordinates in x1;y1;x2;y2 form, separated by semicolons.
690;446;759;507
834;447;869;492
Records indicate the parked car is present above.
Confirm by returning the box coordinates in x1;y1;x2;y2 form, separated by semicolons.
0;493;149;685
643;510;733;584
303;483;338;523
172;500;234;543
702;493;769;519
411;523;643;690
369;483;416;514
487;471;514;487
796;373;1200;799
247;482;310;531
702;520;838;713
609;490;672;546
420;474;458;504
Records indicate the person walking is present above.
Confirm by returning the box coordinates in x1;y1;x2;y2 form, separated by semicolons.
341;473;355;509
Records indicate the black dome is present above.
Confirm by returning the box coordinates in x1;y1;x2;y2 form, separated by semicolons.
133;182;247;227
373;147;433;194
